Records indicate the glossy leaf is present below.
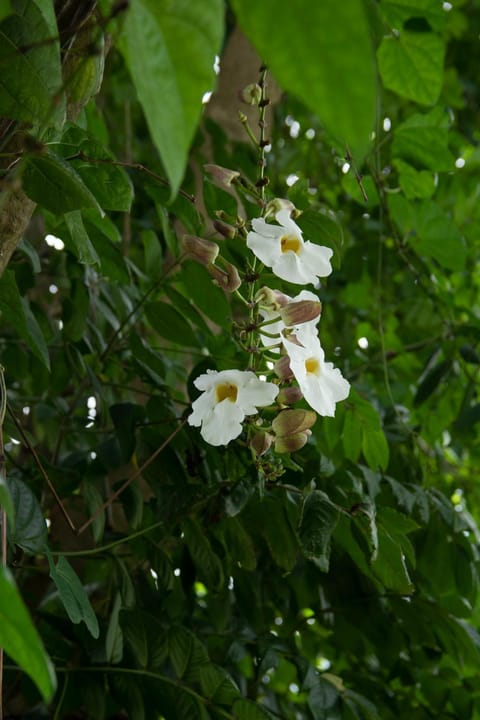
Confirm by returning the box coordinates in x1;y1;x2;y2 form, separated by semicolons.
231;0;376;160
0;566;56;701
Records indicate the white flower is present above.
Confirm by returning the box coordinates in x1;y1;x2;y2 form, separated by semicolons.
188;369;278;446
246;209;333;285
284;335;350;417
259;289;321;350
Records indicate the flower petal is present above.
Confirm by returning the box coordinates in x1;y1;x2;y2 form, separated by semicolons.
272;252;317;284
301;242;333;278
238;376;279;414
246;230;281;267
200;400;245;446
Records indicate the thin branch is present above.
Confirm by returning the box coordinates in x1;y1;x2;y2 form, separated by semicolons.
76;417;188;535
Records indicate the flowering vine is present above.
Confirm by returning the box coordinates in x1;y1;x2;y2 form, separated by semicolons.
184;68;350;474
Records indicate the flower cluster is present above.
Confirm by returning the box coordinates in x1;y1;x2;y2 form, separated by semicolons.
188;205;350;451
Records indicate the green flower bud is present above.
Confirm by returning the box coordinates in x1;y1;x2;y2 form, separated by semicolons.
250;431;273;457
239;83;263;106
213;219;236;240
255;286;289;311
204;164;240;188
279;300;322;327
272;409;317;437
182;235;219;265
208;260;241;292
274;355;293;380
264;198;295;219
277;386;304;405
275;430;311;454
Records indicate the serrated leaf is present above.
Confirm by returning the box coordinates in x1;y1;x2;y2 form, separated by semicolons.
47;551;100;639
0;271;50;369
199;664;239;704
146;300;199;347
23;152;103;217
0;566;56;701
378;31;445;105
231;0;376;161
8;475;47;552
120;0;224;195
298;491;340;572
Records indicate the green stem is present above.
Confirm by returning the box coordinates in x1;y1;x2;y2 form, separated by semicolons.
50;520;165;557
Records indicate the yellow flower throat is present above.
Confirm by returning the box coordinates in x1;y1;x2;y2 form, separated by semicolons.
280;234;301;254
216;382;238;403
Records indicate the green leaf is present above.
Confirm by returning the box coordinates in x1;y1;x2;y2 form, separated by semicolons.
59;124;134;212
182;516;224;591
168;625;210;680
218;516;257;571
380;0;447;32
394;159;436;199
298;491;340;572
120;0;224;195
23;152;103;216
392;108;454;171
8;475;47;552
0;566;56;701
232;698;274;720
378;31;445;105
179;262;231;328
0;2;64;127
146;300;199;347
362;429;390;472
308;679;340;720
0;467;13;526
198;664;240;704
343;407;363;462
297;209;344;266
370;509;418;594
64;210;101;265
0;1;12;22
106;592;124;664
412;201;466;271
0;271;50;369
231;0;376;160
47;552;100;639
414;357;452;406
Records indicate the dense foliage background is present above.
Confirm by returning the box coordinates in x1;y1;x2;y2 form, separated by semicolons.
0;0;480;718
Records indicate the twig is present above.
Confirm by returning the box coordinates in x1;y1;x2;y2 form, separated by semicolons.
76;417;188;535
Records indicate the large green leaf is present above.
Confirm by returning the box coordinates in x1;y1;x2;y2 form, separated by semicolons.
378;31;445;105
298;490;340;571
231;0;376;160
0;566;56;701
182;516;224;591
64;210;101;266
392;108;454;172
146;300;199;347
8;475;47;553
23;152;103;216
0;271;49;368
179;262;230;329
0;0;64;127
120;0;224;195
47;552;100;639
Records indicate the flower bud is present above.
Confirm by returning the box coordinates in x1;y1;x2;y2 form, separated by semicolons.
265;198;295;219
274;355;293;380
208;260;241;292
204;164;240;188
239;83;262;106
275;430;311;454
182;235;219;265
213;219;236;240
279;300;322;327
277;386;303;405
272;409;317;437
256;286;289;311
250;431;273;457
